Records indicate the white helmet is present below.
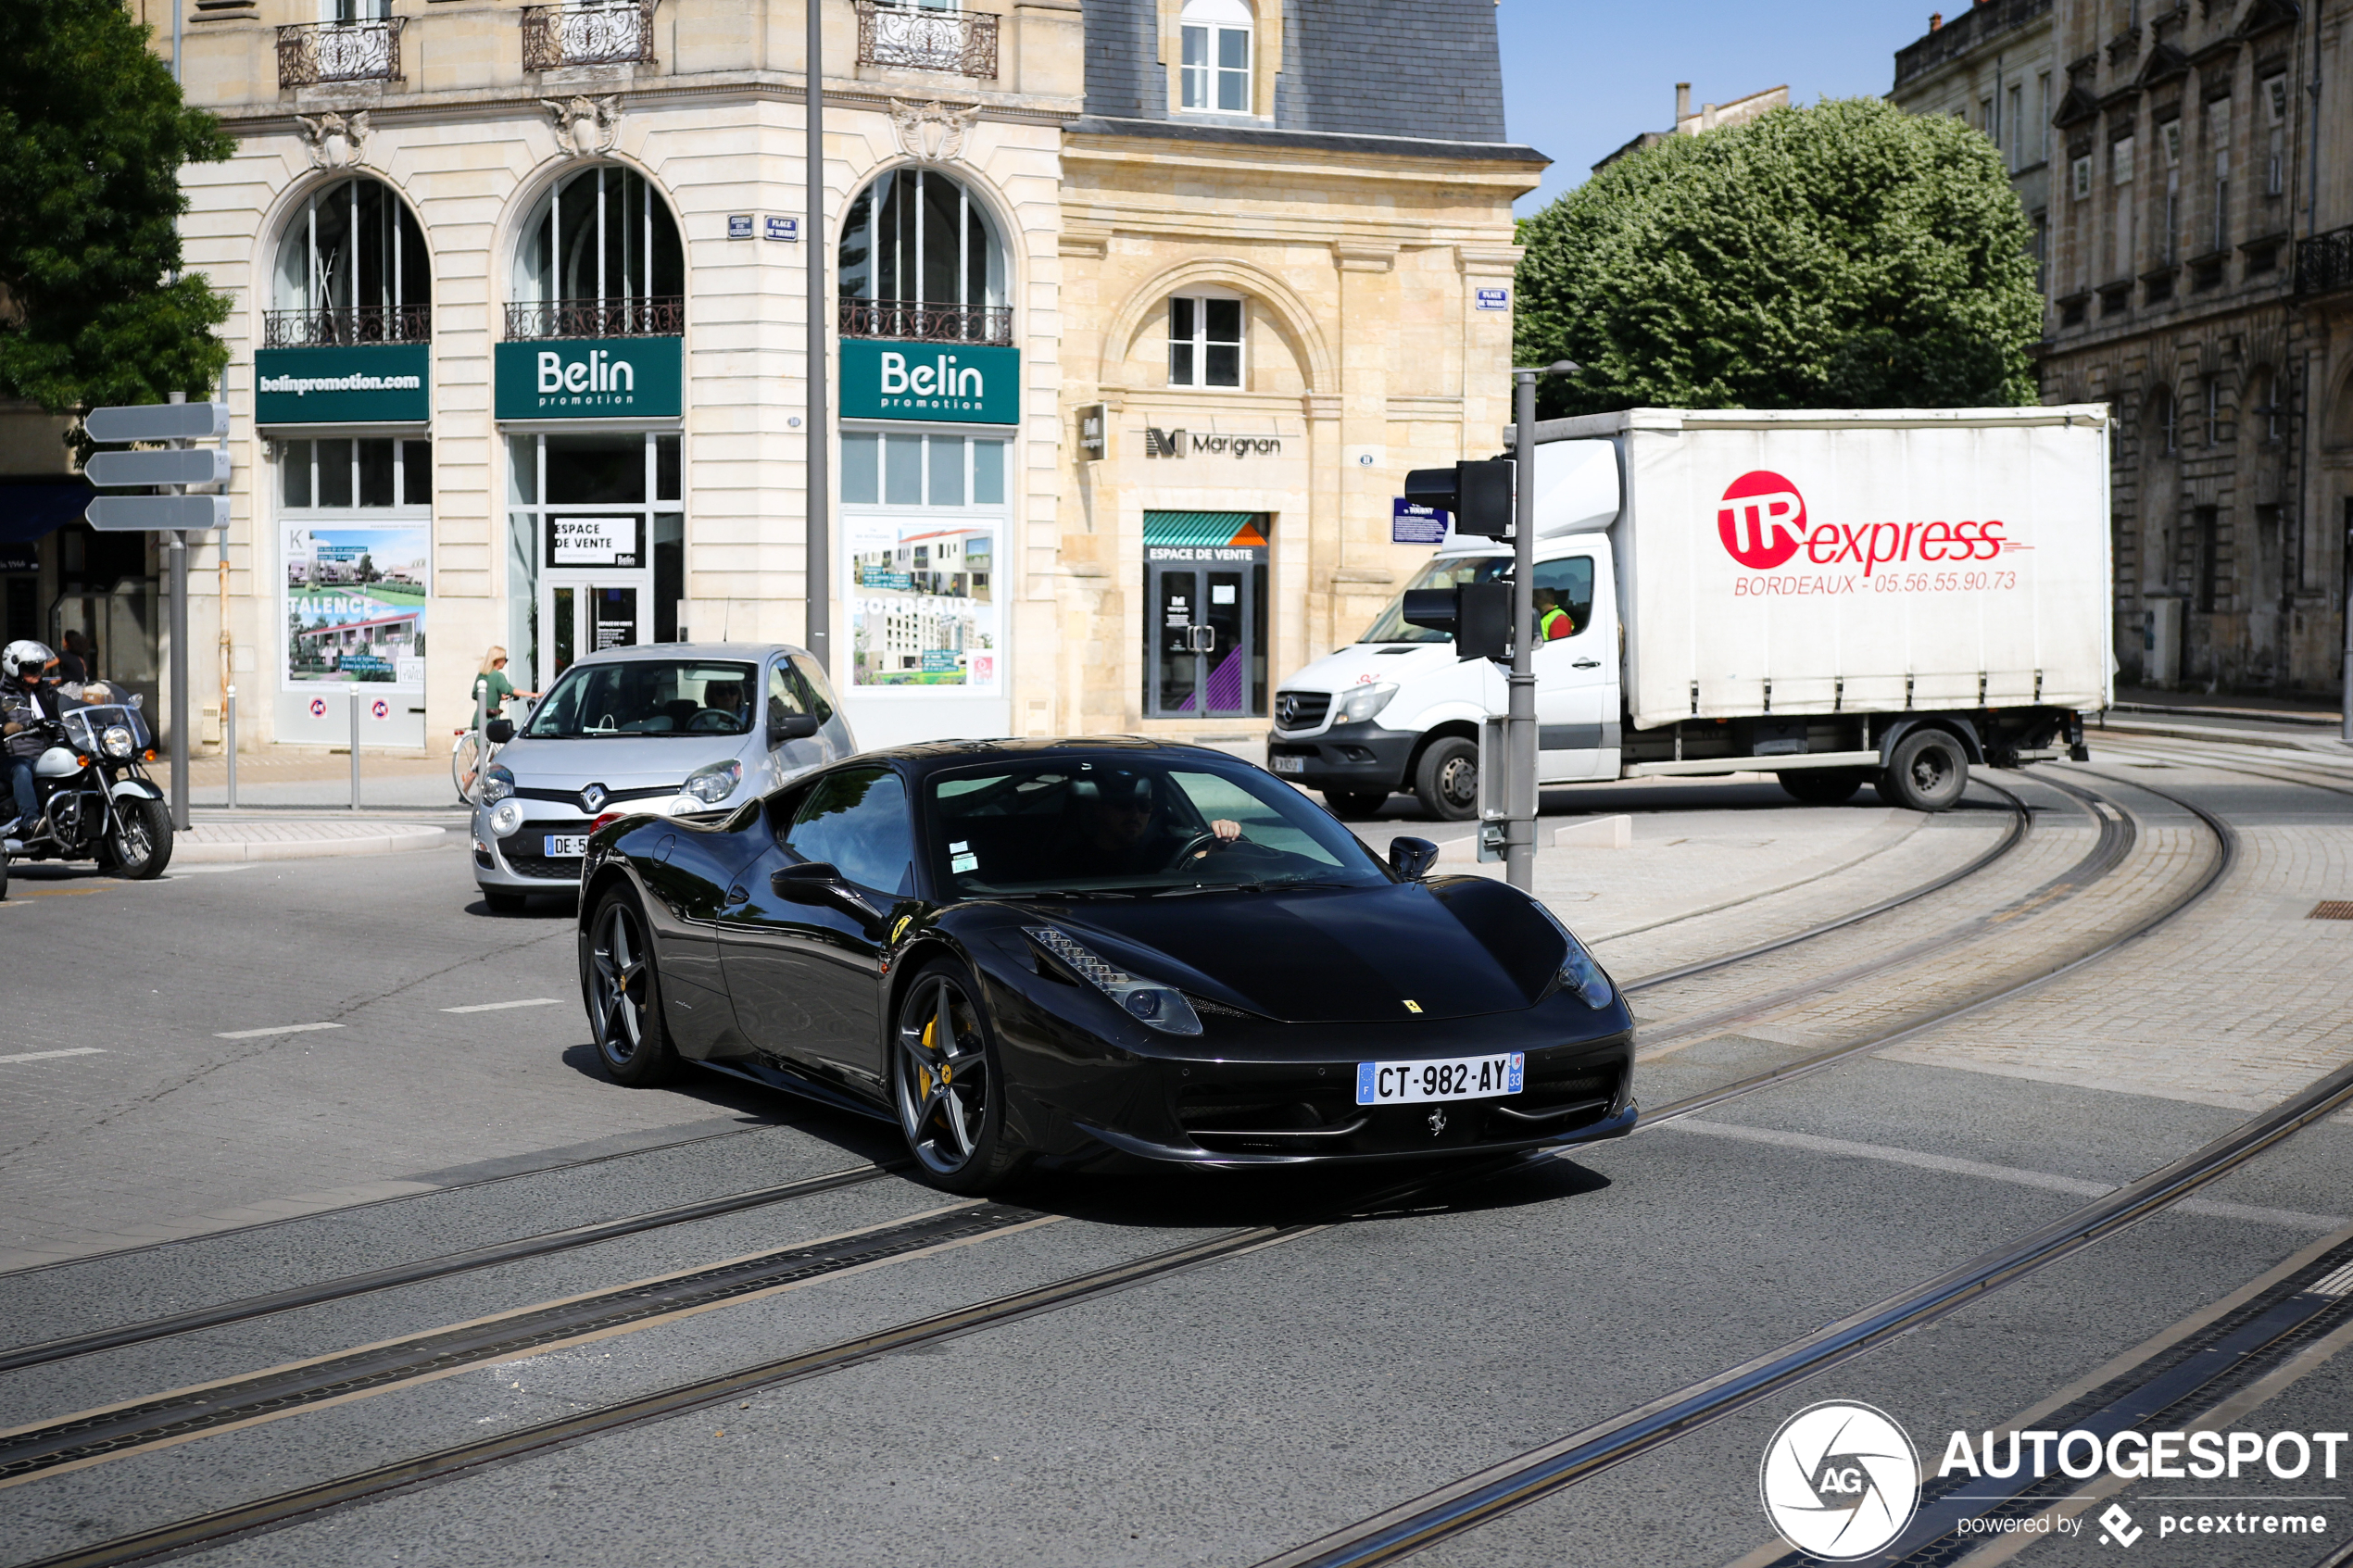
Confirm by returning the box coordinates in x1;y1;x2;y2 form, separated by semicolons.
1;640;55;682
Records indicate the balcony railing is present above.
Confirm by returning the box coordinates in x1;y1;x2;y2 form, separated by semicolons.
277;19;405;89
838;297;1013;345
854;2;1000;79
262;304;433;350
522;1;657;71
2296;226;2353;295
505;296;685;340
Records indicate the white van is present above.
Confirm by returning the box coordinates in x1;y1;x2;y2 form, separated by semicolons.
1268;406;2112;818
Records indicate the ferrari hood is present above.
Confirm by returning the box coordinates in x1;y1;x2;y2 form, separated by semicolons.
1047;880;1563;1023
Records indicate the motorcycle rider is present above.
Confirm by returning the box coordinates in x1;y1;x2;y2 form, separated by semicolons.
2;640;65;838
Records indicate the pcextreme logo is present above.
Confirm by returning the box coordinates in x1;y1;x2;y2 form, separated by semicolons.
1759;1401;1920;1561
1716;470;2023;597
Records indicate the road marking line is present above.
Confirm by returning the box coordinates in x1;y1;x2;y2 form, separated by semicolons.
1669;1118;2347;1230
215;1022;345;1040
440;997;563;1014
0;1048;107;1065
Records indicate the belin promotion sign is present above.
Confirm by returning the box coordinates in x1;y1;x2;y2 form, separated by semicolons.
838;340;1019;425
494;337;683;420
256;344;430;426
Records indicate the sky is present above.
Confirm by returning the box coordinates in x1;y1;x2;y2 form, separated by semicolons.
1496;1;1938;216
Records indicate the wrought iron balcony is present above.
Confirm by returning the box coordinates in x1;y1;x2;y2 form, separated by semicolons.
504;296;685;340
2295;225;2353;296
854;2;1000;79
522;0;657;71
277;18;405;89
838;297;1012;345
261;304;432;350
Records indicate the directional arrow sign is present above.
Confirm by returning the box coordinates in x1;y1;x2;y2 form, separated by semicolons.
84;495;229;532
85;448;231;487
84;400;230;444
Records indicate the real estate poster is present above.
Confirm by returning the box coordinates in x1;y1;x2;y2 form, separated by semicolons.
283;523;430;687
847;516;998;690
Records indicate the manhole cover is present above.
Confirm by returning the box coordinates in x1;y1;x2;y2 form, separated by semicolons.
2310;901;2353;921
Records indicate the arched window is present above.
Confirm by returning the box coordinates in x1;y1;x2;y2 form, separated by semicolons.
509;165;683;338
1180;0;1253;115
837;167;1009;344
270;177;429;346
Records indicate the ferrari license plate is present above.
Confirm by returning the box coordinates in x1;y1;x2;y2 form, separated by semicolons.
1356;1053;1524;1106
1271;755;1305;775
544;834;589;858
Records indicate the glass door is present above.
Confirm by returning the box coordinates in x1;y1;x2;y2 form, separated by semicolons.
1148;566;1200;716
1145;561;1263;718
540;574;644;683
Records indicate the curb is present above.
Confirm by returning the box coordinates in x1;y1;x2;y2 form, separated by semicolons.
175;824;449;863
2095;717;2353;756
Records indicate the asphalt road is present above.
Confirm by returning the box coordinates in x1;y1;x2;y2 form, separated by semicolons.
1;754;2349;1568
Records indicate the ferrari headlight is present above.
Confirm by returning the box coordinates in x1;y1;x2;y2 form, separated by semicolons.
1026;926;1202;1037
682;759;742;805
487;799;525;838
101;725;134;759
481;764;516;804
1337;682;1398;725
1532;901;1616;1009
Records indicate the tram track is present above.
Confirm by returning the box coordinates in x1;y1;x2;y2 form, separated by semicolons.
0;770;2220;1568
0;776;2045;1379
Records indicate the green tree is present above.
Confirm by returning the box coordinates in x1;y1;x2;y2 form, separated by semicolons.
1515;97;2043;419
0;0;233;427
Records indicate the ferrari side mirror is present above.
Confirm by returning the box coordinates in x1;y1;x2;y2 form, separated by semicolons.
773;860;885;926
769;711;820;746
1388;836;1440;881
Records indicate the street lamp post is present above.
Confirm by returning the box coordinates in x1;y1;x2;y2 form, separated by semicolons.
805;0;829;672
1504;361;1579;892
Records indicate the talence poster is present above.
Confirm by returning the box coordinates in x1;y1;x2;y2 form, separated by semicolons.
283;524;430;686
848;518;998;689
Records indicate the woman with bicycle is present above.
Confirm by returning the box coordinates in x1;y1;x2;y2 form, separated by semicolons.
456;647;539;802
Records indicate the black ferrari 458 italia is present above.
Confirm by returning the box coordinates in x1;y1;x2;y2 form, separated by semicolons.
575;738;1635;1192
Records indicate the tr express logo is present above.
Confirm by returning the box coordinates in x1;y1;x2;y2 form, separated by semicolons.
1760;1401;1919;1561
1717;470;2014;583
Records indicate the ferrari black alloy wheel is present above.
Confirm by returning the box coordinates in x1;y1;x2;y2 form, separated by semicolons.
894;960;1022;1194
585;886;678;1085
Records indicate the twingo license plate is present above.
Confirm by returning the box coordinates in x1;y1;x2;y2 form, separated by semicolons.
1271;754;1305;775
544;834;589;858
1356;1053;1524;1107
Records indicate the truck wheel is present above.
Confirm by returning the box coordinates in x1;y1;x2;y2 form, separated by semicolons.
1778;768;1867;805
1324;790;1389;819
1880;730;1969;812
1412;736;1479;822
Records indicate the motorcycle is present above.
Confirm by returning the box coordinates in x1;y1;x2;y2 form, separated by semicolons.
0;696;173;895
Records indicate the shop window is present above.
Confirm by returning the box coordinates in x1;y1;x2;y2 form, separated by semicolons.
840;433;1008;507
1168;295;1243;388
1179;0;1253;115
505;432;686;690
510;165;684;339
270;177;430;347
280;438;432;509
837;167;1009;345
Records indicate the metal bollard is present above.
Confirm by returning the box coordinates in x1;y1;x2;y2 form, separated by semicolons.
224;686;237;809
349;689;362;811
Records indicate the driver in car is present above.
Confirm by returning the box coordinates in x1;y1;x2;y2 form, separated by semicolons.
699;678;748;730
1048;771;1240;879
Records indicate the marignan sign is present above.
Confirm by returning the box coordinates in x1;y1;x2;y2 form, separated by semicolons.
256;344;430;426
495;337;683;420
839;340;1018;425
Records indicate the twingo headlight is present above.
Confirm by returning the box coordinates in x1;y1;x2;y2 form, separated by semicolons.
682;758;742;805
487;798;525;839
481;764;516;804
100;724;135;759
1337;681;1398;725
1026;927;1202;1036
1532;902;1616;1010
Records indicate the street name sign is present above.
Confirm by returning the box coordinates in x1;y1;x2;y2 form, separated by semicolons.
85;448;232;487
84;400;229;444
85;495;230;532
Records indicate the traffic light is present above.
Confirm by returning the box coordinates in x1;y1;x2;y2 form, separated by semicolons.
1403;458;1515;537
1402;580;1510;662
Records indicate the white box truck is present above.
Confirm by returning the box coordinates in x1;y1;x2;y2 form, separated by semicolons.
1267;406;2112;818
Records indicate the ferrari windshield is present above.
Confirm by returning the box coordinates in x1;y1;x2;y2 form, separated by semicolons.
926;758;1391;897
523;659;759;738
1358;554;1509;643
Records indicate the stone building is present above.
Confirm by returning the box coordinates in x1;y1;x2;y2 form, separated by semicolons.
1592;81;1790;176
1895;0;2347;698
0;0;1539;757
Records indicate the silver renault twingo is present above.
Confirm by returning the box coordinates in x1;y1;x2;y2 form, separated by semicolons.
472;642;855;910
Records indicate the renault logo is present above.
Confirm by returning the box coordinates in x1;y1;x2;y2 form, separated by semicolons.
581;784;608;814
